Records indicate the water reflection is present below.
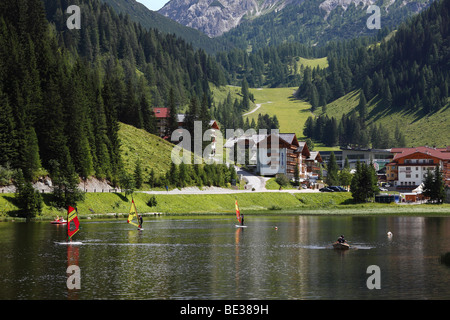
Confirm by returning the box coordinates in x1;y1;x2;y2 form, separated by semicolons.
67;244;79;300
0;215;450;300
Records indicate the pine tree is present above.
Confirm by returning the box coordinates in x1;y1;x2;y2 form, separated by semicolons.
358;90;368;122
14;169;42;221
0;89;17;166
303;116;315;138
350;161;378;203
326;152;339;186
241;78;250;111
134;159;143;189
384;83;393;108
166;87;178;139
394;124;406;147
309;84;319;111
423;166;445;204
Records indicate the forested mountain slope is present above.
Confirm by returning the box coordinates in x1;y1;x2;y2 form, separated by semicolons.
0;0;227;194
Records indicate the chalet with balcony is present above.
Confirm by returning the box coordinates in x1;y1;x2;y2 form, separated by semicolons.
256;133;311;180
386;146;450;189
305;151;323;180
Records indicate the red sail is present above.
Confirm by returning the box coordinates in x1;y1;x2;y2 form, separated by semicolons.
67;206;80;240
235;199;241;223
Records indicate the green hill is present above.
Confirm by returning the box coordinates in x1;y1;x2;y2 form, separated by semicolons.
245;87;312;139
316;90;450;148
118;123;174;177
243;86;449;148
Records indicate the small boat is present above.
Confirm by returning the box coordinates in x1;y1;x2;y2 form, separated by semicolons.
333;241;350;250
51;219;67;225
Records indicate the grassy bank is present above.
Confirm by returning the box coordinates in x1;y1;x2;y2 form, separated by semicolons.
1;191;449;221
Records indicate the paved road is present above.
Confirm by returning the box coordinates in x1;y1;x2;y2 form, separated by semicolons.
235;166;269;191
139;166;320;195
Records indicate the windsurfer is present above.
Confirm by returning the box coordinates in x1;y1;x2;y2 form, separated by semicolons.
138;214;143;228
240;214;244;226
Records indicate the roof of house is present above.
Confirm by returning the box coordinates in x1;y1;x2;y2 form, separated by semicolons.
392;146;450;161
279;133;298;146
307;151;323;162
154;107;169;118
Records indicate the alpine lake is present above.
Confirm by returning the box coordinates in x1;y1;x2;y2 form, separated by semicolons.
1;214;450;300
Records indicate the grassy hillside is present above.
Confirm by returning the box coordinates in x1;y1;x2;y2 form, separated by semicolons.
316;90;450;148
118;123;174;177
296;57;329;71
245;87;312;139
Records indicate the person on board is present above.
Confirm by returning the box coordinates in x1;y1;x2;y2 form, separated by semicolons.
138;214;143;229
337;235;346;243
240;214;244;226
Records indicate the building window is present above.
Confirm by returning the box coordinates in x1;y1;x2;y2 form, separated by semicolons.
406;174;411;178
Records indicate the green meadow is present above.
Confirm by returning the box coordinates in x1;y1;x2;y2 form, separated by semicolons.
296;57;329;70
2;191;449;221
316;89;450;148
245;87;312;139
119;122;174;177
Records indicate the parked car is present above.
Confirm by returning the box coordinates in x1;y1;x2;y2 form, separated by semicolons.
328;186;348;192
319;187;334;192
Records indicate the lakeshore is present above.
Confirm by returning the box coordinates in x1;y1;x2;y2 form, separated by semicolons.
1;191;449;221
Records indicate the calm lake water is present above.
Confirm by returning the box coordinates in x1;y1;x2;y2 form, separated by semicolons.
1;215;450;300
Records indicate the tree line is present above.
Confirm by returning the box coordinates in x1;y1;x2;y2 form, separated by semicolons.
303;110;406;149
43;0;227;129
0;0;232;217
296;0;449;116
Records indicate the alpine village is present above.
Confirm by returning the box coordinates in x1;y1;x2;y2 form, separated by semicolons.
0;0;450;302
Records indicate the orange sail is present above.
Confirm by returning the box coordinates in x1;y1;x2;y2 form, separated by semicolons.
67;206;80;240
235;199;241;223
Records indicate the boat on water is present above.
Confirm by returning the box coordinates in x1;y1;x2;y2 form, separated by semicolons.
51;217;67;224
333;241;350;250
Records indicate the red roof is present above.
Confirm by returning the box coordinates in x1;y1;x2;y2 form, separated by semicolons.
154;107;169;118
392;146;450;161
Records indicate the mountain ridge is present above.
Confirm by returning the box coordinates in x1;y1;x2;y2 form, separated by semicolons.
99;0;229;53
160;0;433;47
159;0;301;37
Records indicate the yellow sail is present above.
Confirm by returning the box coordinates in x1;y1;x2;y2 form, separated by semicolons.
127;199;139;227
